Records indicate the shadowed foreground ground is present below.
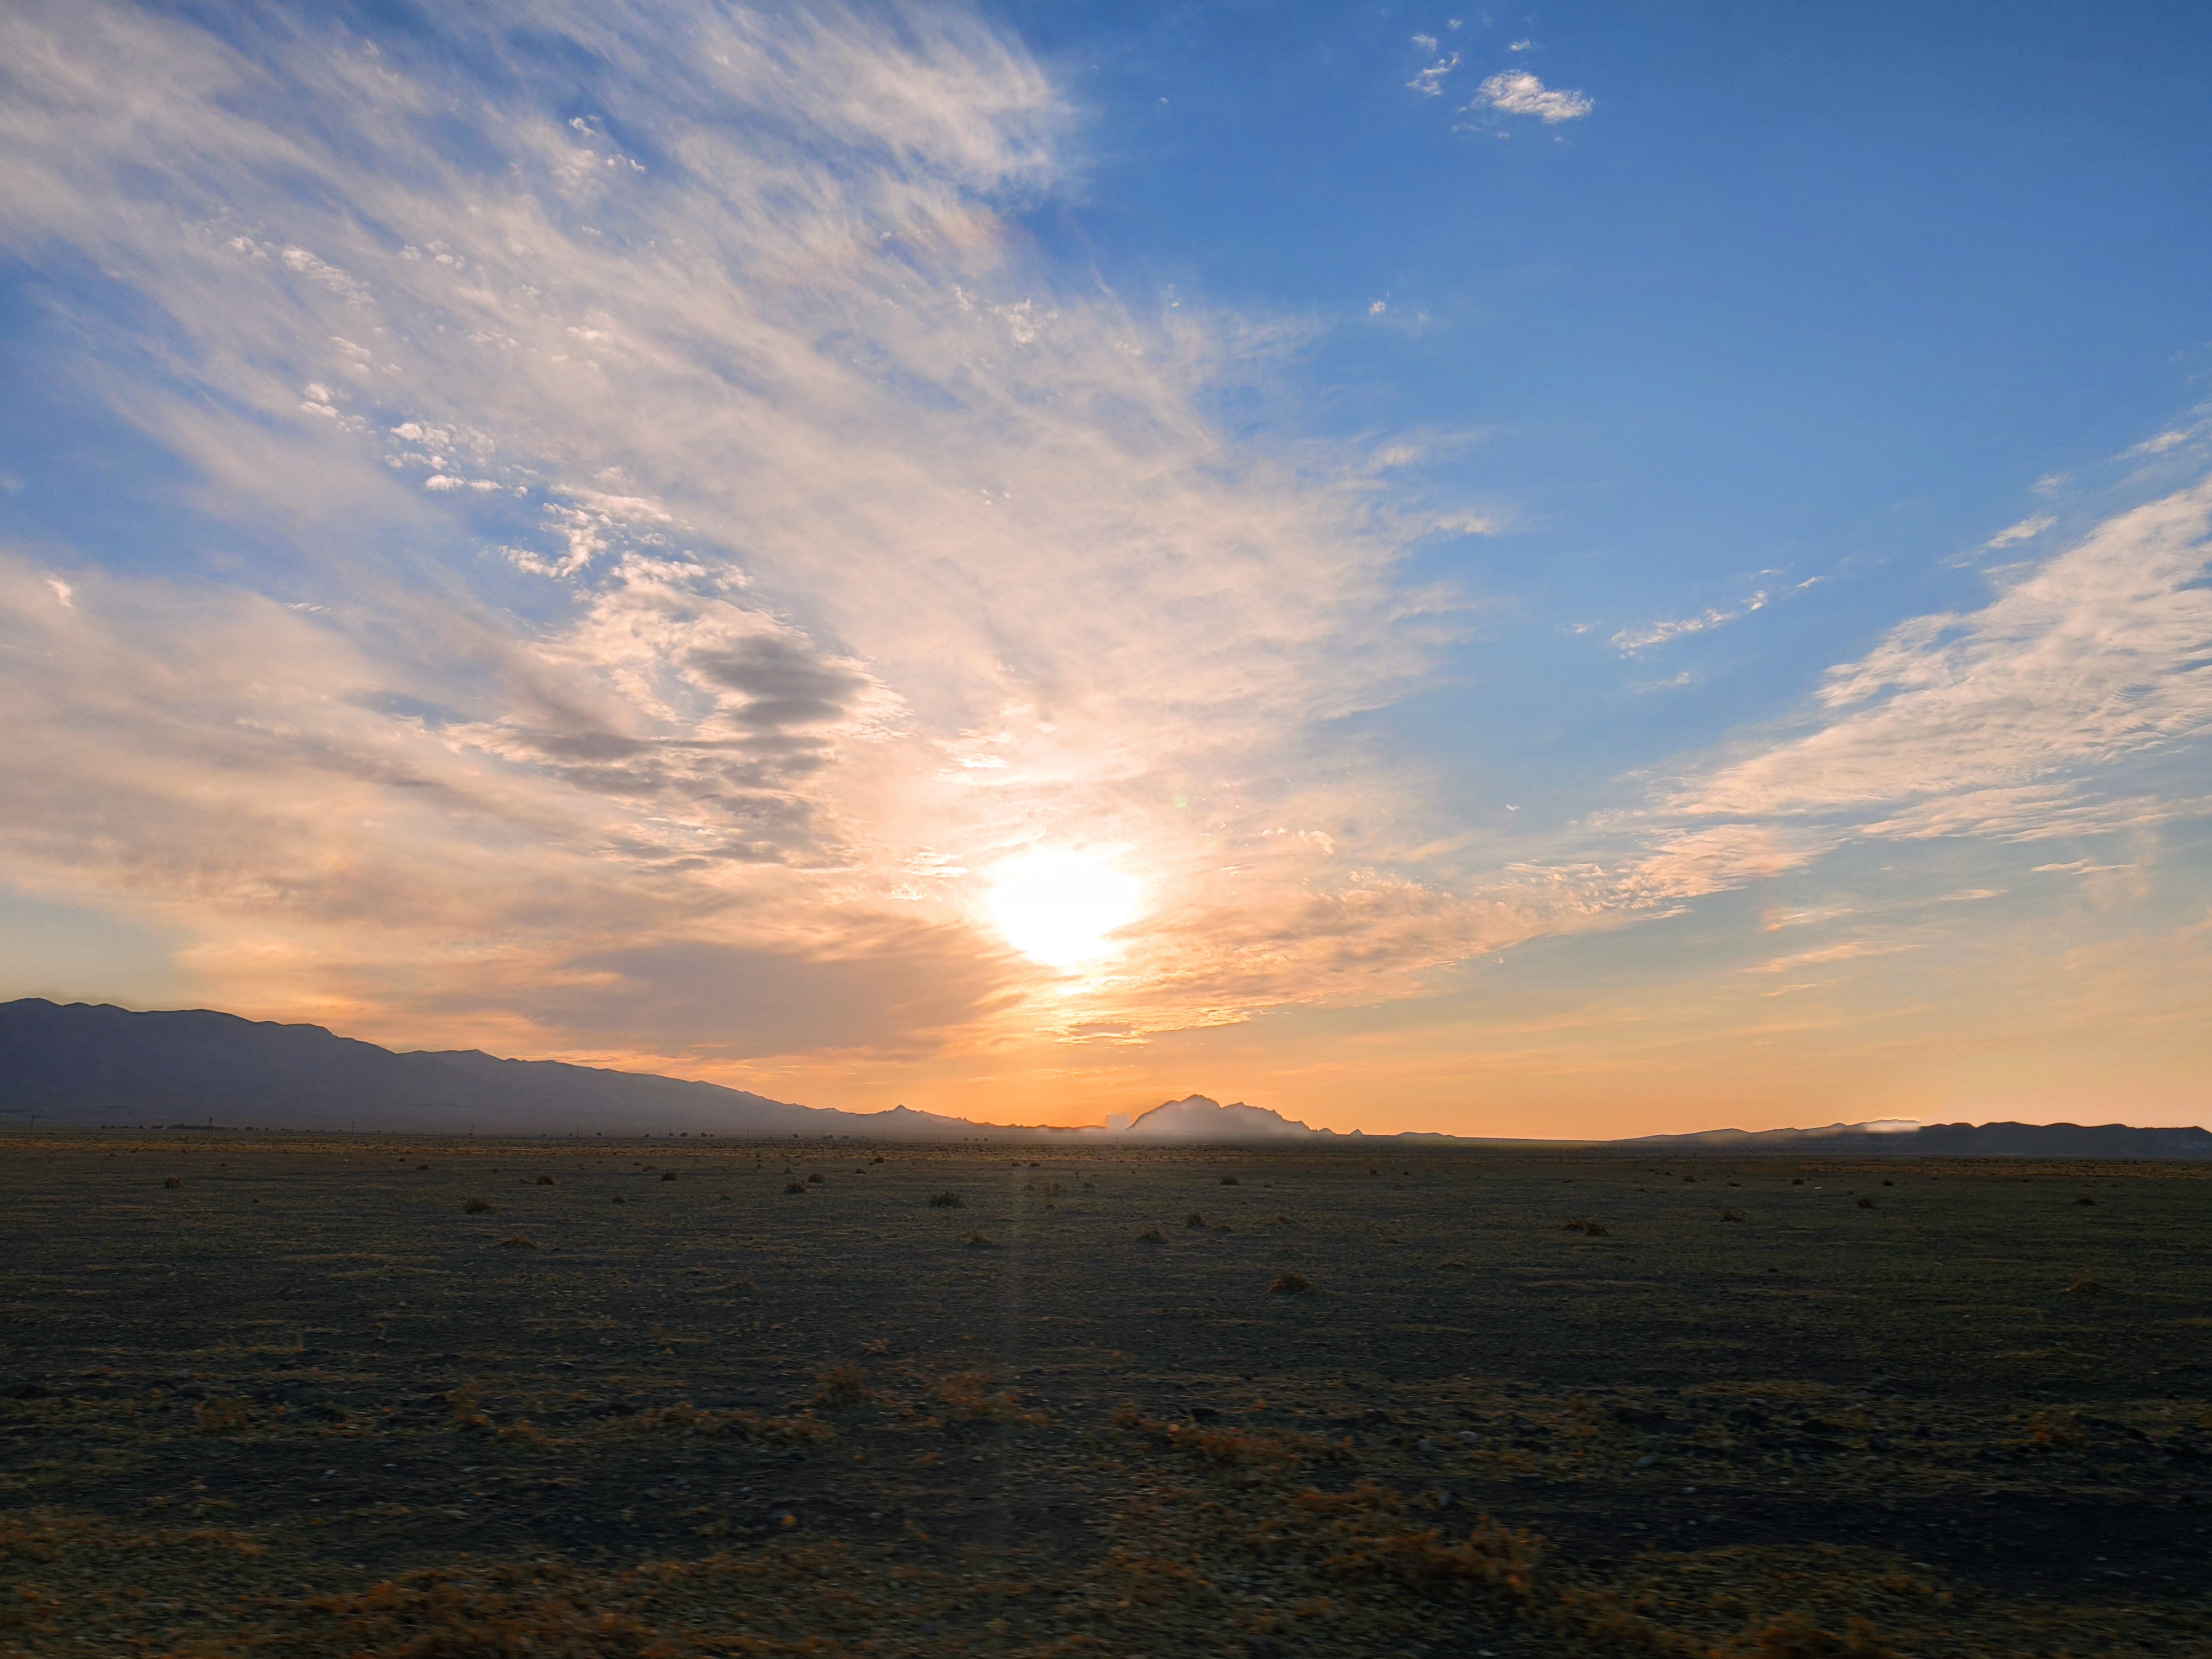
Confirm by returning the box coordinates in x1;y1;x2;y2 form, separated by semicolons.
2;1134;2208;1657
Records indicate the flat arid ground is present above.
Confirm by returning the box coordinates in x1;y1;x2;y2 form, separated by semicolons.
2;1135;2208;1658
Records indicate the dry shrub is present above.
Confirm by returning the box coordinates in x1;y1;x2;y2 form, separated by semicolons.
960;1230;997;1248
1220;1175;1240;1186
1045;1181;1067;1197
928;1191;964;1208
1438;1256;1468;1269
1720;1209;1746;1223
2065;1275;2106;1295
807;1173;825;1185
610;1194;627;1204
660;1171;678;1182
2021;1407;2088;1449
162;1176;180;1189
462;1197;495;1214
1856;1196;1876;1209
298;1571;665;1658
932;1371;1045;1424
1291;1482;1541;1600
1184;1210;1207;1229
632;1401;836;1444
1269;1272;1315;1296
192;1398;253;1435
535;1174;558;1187
1740;1610;1897;1657
446;1384;492;1430
783;1181;806;1194
1134;1227;1166;1244
810;1364;869;1410
495;1234;540;1249
1562;1218;1610;1237
2074;1195;2095;1206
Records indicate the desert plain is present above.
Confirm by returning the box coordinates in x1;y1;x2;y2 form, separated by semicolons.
1;1134;2207;1658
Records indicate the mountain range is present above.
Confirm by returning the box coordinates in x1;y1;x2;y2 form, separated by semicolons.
3;999;2206;1156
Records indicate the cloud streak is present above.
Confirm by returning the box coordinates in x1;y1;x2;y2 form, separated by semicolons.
0;0;1514;1067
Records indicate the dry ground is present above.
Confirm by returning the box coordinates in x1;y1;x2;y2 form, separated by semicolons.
2;1133;2208;1657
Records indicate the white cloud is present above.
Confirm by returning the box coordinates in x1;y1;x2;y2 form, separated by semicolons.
1407;51;1461;97
1468;70;1593;123
1983;513;2054;549
1612;591;1767;653
0;0;1509;1062
1673;482;2212;834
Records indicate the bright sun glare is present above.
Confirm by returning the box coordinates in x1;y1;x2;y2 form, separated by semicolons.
987;850;1144;968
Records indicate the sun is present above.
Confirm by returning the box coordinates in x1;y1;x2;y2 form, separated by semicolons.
987;849;1144;968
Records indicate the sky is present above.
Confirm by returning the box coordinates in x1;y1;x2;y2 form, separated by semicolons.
2;1;2209;1136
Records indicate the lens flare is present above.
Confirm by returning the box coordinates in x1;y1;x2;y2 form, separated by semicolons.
987;850;1143;967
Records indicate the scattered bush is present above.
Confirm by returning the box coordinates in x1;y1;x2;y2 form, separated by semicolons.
495;1234;540;1249
535;1174;557;1187
1269;1272;1316;1295
1438;1256;1468;1269
2075;1195;2096;1206
871;1155;885;1164
462;1196;495;1214
1220;1175;1239;1186
1561;1218;1609;1237
1720;1209;1745;1223
1134;1227;1166;1244
784;1181;806;1194
807;1173;825;1185
928;1191;964;1208
1856;1196;1876;1209
660;1171;678;1182
811;1364;869;1409
162;1176;180;1189
1185;1210;1207;1229
961;1230;997;1248
611;1194;628;1205
2065;1276;2107;1295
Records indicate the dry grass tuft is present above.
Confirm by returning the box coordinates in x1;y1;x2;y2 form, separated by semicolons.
535;1174;558;1187
1438;1256;1468;1269
611;1194;628;1204
1561;1218;1609;1237
462;1196;495;1214
1134;1227;1166;1244
810;1363;869;1410
660;1171;678;1182
2074;1195;2096;1206
2064;1275;2107;1295
961;1230;997;1248
1720;1209;1745;1223
783;1181;805;1194
162;1176;180;1188
1185;1210;1207;1229
928;1191;964;1208
1220;1175;1240;1186
495;1234;540;1249
807;1173;825;1185
1856;1196;1876;1209
1269;1271;1316;1295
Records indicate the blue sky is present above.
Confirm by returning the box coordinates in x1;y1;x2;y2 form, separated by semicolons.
1;1;2208;1131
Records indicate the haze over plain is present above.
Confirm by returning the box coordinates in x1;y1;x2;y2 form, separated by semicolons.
1;2;2208;1135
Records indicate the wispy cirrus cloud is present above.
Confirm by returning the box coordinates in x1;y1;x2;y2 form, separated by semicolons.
0;0;1531;1070
1667;481;2212;841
